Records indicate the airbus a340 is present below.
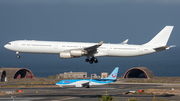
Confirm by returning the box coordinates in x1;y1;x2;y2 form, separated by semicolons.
4;26;174;64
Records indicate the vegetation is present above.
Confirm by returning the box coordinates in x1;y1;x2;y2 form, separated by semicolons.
152;95;167;101
0;77;60;88
98;95;115;101
126;76;180;83
97;95;167;101
125;98;140;101
124;96;167;101
48;75;56;79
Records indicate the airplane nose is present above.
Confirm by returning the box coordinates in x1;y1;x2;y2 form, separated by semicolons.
4;44;9;49
4;44;7;49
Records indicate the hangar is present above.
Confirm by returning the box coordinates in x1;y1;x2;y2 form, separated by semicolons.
123;67;154;79
0;68;34;80
0;69;6;82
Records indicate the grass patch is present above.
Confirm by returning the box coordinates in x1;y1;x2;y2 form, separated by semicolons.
126;77;180;83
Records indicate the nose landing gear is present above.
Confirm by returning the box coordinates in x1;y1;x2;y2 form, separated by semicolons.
16;52;20;58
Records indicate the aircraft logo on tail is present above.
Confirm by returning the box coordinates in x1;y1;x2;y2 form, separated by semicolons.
103;67;119;80
112;73;117;78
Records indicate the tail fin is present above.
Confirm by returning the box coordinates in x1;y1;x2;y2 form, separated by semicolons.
144;26;174;46
104;67;119;80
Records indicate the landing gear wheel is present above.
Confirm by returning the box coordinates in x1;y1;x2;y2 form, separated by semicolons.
16;52;20;59
89;59;93;64
87;57;98;64
85;58;89;62
85;85;90;88
17;55;20;59
93;58;98;63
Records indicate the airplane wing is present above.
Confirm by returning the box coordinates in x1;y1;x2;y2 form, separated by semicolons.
60;41;103;59
84;41;103;52
74;80;90;88
81;82;90;88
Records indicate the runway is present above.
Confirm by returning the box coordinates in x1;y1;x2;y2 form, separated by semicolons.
0;82;180;101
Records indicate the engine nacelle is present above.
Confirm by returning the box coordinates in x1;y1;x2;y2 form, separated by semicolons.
75;84;82;87
60;52;71;59
70;49;87;57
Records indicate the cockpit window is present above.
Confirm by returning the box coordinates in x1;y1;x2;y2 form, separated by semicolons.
8;43;11;45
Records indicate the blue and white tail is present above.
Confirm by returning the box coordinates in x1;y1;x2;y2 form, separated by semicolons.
144;26;174;47
103;67;119;80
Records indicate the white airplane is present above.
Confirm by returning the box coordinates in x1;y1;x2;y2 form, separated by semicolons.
4;26;174;64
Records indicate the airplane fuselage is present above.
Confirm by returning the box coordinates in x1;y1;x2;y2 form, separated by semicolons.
4;40;156;57
56;79;116;87
4;26;174;64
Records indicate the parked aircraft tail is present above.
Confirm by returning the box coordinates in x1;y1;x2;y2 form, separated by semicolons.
103;67;119;80
144;26;174;47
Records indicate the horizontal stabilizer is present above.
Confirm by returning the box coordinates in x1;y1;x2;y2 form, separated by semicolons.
154;45;176;51
154;46;169;51
169;45;176;48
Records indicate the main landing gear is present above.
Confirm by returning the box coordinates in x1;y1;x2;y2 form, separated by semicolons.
85;57;98;64
16;52;20;59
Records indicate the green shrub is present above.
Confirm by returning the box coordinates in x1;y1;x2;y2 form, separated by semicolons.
98;95;115;101
48;75;56;79
127;98;140;101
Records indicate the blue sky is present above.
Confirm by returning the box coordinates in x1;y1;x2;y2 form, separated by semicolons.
1;0;179;45
0;0;180;77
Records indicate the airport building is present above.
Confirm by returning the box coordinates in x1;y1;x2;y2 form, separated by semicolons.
123;67;154;79
91;73;108;79
0;69;6;82
57;71;108;79
0;67;34;82
91;74;98;78
57;71;87;79
101;72;108;78
0;66;154;82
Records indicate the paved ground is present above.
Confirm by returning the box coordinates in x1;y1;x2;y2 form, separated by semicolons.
0;81;180;101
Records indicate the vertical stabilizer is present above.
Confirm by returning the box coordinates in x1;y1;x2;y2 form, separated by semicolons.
144;26;174;46
103;67;119;80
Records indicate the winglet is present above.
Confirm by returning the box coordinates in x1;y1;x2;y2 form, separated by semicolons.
83;41;103;52
98;41;103;46
122;39;129;44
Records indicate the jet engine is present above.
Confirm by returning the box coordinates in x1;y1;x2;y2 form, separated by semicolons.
70;49;87;57
60;49;87;59
75;84;82;87
60;52;71;59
